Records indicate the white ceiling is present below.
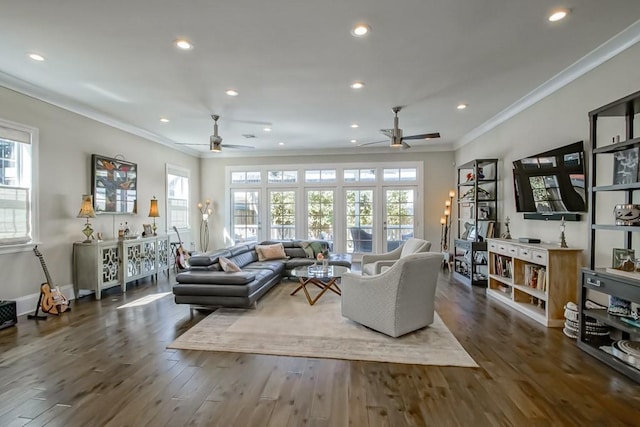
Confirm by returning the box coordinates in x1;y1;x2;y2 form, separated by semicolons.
1;1;640;158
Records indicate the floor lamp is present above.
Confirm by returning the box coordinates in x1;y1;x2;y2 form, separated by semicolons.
197;200;212;252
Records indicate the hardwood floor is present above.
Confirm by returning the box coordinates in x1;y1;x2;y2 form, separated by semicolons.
1;270;639;426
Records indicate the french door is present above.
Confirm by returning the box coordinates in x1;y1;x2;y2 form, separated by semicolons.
345;188;374;253
383;187;416;252
231;189;260;242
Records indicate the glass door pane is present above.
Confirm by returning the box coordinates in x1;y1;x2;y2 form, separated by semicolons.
345;189;374;253
307;189;334;244
269;190;296;239
383;188;415;251
231;189;260;242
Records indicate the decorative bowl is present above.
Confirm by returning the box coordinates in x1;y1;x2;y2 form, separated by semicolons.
614;204;640;225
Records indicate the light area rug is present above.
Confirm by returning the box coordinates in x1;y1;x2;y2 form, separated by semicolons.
168;281;478;367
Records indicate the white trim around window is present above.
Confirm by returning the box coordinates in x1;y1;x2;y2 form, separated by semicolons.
225;161;423;253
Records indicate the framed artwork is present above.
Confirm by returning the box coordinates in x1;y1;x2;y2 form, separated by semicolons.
612;248;635;271
613;147;639;185
143;224;153;236
91;154;138;214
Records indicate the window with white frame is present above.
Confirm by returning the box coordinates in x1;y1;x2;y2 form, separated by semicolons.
166;164;190;230
226;162;422;252
0;119;36;246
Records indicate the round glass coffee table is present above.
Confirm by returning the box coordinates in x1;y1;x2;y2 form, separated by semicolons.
290;265;350;305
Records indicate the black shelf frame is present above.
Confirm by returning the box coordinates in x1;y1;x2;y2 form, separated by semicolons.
581;89;640;384
454;158;497;287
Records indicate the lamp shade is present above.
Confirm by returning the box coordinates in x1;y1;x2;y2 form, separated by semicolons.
148;196;160;218
77;194;96;218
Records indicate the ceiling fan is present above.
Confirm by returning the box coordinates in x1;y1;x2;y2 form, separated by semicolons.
358;106;440;149
180;115;255;152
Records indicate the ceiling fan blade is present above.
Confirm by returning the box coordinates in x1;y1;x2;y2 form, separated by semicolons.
379;129;394;137
222;144;255;150
402;132;441;141
180;143;209;146
402;141;411;149
357;140;389;147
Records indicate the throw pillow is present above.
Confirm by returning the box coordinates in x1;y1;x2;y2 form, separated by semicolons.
255;243;288;261
219;256;242;273
300;241;315;259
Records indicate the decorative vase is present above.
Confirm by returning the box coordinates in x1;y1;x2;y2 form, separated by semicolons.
614;204;640;225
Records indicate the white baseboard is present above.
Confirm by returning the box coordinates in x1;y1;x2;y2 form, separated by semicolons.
14;283;77;317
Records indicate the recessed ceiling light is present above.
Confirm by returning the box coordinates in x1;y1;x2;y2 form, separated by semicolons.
28;53;45;61
278;142;285;146
350;81;365;89
264;127;272;132
457;104;468;110
350;139;357;143
225;89;239;97
351;123;359;128
175;39;193;50
160;118;170;123
548;9;568;22
351;24;371;37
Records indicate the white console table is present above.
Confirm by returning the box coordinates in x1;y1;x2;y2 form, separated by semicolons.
73;235;170;299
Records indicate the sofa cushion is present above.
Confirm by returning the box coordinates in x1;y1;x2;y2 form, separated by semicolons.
176;270;256;285
219;256;241;273
188;249;232;268
244;260;286;274
255;243;288;261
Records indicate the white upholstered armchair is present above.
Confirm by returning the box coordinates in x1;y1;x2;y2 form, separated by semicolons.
341;252;442;337
361;238;431;275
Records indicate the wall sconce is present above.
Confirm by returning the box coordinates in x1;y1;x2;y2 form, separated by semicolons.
148;196;160;235
197;199;213;252
77;194;97;242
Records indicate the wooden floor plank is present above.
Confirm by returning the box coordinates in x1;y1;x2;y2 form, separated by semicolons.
0;272;638;426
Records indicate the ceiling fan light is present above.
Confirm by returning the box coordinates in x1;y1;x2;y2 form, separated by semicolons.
210;141;221;152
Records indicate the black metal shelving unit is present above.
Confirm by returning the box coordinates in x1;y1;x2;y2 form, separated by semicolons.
580;90;640;383
453;158;498;287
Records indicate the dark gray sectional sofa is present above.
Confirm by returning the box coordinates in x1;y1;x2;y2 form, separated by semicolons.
173;240;352;309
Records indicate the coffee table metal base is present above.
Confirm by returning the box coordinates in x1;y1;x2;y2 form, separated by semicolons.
291;277;342;305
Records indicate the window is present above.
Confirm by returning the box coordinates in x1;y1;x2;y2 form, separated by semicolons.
232;189;260;242
166;164;190;230
0;119;35;246
346;189;374;253
269;190;296;239
305;169;336;183
344;169;376;182
268;170;297;184
383;167;417;181
307;189;334;241
231;171;261;184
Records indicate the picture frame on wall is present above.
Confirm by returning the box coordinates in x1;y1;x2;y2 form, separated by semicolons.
612;147;639;185
91;154;138;214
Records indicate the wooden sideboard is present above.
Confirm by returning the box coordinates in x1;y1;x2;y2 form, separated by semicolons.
73;235;170;299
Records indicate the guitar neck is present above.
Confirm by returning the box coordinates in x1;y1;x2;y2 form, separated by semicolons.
39;256;54;286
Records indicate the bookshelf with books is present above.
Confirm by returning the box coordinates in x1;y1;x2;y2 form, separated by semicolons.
453;158;498;287
487;238;582;327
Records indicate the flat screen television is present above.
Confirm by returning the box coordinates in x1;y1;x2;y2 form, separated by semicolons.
512;141;586;214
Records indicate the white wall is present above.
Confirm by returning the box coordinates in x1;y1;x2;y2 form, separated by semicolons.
200;151;455;251
455;42;640;267
0;87;200;303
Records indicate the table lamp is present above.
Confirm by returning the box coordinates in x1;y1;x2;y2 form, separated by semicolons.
77;194;97;242
148;196;160;235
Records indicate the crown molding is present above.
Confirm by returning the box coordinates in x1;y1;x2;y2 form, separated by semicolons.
455;19;640;150
0;71;199;157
